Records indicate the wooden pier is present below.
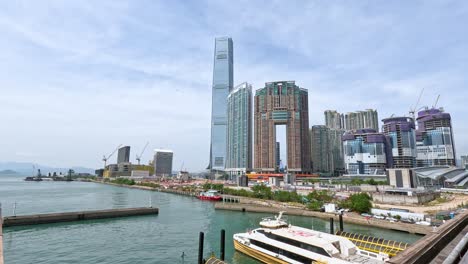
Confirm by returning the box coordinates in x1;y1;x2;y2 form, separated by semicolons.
2;207;159;227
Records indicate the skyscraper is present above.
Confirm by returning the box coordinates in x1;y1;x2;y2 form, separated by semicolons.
461;155;468;169
324;110;342;129
226;82;252;178
310;125;330;173
382;117;417;168
254;81;311;173
208;37;234;171
342;129;392;175
275;142;281;169
154;149;173;177
416;107;456;167
117;146;130;164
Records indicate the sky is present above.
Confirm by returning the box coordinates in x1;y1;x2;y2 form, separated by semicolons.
0;0;467;171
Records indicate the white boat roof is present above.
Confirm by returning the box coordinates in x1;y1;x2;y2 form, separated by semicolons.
265;225;356;256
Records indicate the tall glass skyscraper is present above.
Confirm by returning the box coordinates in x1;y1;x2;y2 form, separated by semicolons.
208;37;233;171
382;117;417;168
226;82;252;178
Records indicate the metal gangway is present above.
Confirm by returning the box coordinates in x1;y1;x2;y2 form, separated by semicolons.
336;230;409;257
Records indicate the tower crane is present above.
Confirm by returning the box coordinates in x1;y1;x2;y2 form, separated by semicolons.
136;141;149;165
102;144;122;168
409;88;424;120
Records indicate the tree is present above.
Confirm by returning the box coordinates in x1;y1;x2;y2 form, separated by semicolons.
348;193;372;213
251;184;272;199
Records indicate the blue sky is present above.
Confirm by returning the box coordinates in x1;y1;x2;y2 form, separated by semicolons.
0;1;467;171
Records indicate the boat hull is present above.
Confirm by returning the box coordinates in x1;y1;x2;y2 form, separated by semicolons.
196;195;222;201
234;239;290;264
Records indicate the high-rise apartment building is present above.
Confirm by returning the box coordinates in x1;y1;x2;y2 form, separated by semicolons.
329;128;346;175
342;109;379;131
342;129;392;175
416;107;456;167
324;109;379;131
117;146;130;164
254;81;311;173
275;142;280;169
208;37;234;171
154;149;173;176
382;117;417;168
310;125;330;173
324;110;342;129
226;82;252;178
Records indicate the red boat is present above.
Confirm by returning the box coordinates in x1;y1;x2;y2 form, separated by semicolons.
197;190;222;201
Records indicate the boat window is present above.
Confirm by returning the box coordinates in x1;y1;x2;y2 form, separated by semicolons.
250;239;315;263
256;230;331;257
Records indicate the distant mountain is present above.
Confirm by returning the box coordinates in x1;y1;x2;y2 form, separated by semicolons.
0;162;95;175
0;169;17;175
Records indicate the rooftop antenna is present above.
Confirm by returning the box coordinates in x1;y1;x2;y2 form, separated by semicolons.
102;144;122;168
409;88;425;120
136;141;149;165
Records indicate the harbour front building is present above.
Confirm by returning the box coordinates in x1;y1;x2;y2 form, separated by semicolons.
226;82;253;179
254;81;311;173
416;107;456;167
382;117;417;168
154;149;173;177
208;36;234;172
310;125;330;173
342;129;392;175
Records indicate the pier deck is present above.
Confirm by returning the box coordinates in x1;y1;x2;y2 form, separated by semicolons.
2;207;158;227
215;203;432;235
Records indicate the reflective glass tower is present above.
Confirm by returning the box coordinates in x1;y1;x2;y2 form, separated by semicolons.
226;82;252;178
208;37;233;171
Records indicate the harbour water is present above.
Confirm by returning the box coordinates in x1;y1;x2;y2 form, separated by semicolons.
0;174;422;263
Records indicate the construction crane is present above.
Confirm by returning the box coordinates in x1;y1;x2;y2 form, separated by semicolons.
433;94;441;108
102;144;122;168
409;88;425;120
136;141;149;165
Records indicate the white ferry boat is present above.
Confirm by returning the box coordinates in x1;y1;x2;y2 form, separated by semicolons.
234;212;389;264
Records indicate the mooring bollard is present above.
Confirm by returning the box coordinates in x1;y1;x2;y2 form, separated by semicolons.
339;213;344;231
220;229;226;260
198;232;204;264
329;217;334;234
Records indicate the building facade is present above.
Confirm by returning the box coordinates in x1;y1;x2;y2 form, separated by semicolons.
462;155;468;169
154;149;173;177
382;117;417;168
342;129;392;175
416;108;456;167
117;146;130;164
310;125;330;173
208;37;234;171
225;82;252;178
275;142;281;169
254;81;311;173
324;110;342;129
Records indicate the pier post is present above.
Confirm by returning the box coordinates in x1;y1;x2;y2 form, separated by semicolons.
220;229;225;260
339;213;344;231
198;232;204;264
329;218;334;234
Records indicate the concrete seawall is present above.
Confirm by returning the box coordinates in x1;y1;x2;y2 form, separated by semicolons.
1;205;4;264
2;207;158;227
215;203;432;235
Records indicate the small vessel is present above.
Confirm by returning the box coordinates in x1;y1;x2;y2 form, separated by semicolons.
197;190;222;201
234;212;389;264
259;211;288;229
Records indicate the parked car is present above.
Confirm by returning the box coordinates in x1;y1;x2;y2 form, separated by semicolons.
373;215;386;220
416;221;431;226
401;218;415;224
361;213;373;217
387;217;398;222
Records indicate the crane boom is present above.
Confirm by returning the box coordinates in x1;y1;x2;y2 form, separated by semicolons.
433;95;440;108
136;141;149;165
409;88;425;119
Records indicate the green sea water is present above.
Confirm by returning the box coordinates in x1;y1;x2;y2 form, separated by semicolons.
0;175;421;263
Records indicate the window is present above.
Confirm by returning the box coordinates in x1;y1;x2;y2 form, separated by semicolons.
250;239;315;263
